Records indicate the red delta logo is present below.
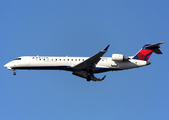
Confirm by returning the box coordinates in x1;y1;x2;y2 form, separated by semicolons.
137;49;153;61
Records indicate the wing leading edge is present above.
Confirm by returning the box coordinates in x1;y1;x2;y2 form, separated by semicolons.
72;45;109;81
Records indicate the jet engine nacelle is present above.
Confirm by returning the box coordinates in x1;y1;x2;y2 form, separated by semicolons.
112;54;129;61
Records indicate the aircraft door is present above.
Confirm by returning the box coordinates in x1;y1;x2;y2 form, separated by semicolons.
25;57;30;66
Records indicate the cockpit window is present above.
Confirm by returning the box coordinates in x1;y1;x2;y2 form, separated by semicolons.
15;58;21;60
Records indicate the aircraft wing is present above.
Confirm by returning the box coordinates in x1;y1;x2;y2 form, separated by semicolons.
73;45;110;70
72;71;106;81
72;45;109;81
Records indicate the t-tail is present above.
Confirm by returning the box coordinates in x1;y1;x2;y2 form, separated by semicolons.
132;42;164;61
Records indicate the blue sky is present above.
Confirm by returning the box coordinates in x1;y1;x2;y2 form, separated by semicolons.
1;0;169;120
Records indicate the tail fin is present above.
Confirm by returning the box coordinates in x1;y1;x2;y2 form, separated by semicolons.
133;42;164;61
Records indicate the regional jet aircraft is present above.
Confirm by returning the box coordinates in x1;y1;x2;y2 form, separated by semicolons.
4;42;164;82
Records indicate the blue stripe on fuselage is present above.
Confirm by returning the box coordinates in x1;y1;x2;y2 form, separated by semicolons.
12;66;121;73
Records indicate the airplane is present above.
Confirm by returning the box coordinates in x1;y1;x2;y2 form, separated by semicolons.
4;42;164;82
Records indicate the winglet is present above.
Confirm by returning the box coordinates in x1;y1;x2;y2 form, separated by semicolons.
103;45;110;51
101;75;106;80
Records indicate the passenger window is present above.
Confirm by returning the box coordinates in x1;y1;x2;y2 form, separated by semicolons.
55;59;57;61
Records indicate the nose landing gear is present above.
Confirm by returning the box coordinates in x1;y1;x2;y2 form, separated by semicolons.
13;69;16;75
13;72;16;75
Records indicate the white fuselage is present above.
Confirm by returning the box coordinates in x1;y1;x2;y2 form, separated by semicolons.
4;42;163;81
4;56;150;73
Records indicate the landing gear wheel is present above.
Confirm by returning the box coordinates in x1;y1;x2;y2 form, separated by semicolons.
13;72;16;75
87;76;91;82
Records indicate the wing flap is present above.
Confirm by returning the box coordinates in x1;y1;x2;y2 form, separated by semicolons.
72;71;105;81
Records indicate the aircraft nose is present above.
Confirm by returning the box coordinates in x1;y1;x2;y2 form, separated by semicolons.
4;63;9;68
4;64;7;67
4;62;13;70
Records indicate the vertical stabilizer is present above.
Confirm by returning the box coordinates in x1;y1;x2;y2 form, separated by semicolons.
132;42;164;61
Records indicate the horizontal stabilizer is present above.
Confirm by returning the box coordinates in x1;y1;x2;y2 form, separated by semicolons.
145;42;164;49
145;42;164;54
153;48;162;54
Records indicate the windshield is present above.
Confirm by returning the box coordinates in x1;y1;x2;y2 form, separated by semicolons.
14;58;21;60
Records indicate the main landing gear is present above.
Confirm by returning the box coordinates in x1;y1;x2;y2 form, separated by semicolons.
87;76;91;82
86;72;92;82
86;69;94;82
